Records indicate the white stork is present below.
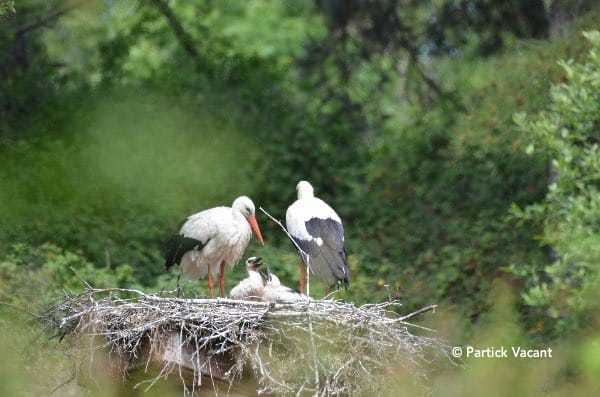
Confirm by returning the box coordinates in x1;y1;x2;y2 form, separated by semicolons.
230;257;305;303
286;181;349;294
164;196;264;297
229;256;266;301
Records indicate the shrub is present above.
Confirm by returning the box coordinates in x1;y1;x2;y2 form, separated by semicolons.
511;31;600;338
0;243;140;308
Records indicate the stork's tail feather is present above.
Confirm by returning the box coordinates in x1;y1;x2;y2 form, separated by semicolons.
340;248;350;289
342;279;349;289
163;235;205;271
341;273;350;290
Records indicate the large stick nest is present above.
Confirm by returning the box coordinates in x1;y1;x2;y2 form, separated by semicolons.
44;288;452;395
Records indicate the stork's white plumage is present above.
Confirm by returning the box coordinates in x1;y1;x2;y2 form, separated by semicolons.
286;181;349;293
262;271;306;303
229;257;305;303
229;257;266;301
164;196;264;297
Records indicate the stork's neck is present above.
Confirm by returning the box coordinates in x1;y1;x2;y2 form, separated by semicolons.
232;208;247;225
297;188;314;200
231;205;246;219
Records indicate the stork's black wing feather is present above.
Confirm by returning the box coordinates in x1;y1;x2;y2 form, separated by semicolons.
305;218;344;249
163;235;206;271
298;218;350;288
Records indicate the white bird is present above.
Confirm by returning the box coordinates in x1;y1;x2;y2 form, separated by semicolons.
262;270;306;303
230;257;305;303
229;256;266;301
164;196;264;297
286;181;349;294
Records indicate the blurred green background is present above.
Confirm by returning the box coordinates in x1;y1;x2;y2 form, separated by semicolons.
1;0;600;395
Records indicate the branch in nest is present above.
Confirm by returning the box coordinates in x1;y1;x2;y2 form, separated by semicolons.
259;206;309;261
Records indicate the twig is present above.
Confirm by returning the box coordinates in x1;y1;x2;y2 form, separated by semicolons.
258;207;308;260
49;372;75;395
397;304;438;322
306;308;319;390
259;206;312;297
0;300;43;319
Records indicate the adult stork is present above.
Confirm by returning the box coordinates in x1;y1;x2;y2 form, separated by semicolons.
164;196;264;297
286;181;349;294
230;257;304;303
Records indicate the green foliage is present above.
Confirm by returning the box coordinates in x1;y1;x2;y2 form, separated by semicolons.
358;104;547;317
0;243;140;308
0;90;257;286
345;18;597;317
0;1;15;18
428;0;549;55
511;31;600;337
0;1;64;134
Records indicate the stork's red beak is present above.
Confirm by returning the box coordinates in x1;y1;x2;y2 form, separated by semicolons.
248;214;264;245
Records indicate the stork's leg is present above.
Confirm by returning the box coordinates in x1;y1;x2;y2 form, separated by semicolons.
298;260;306;294
219;261;226;298
176;273;182;297
207;270;215;298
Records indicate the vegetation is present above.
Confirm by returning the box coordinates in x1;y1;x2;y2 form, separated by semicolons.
511;31;600;338
1;0;600;395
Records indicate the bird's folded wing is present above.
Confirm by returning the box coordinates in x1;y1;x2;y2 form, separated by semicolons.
297;218;349;285
164;235;207;270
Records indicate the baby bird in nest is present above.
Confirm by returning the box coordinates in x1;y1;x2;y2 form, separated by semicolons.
229;257;305;303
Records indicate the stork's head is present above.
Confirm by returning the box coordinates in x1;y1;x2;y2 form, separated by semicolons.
246;256;271;283
232;196;264;245
296;180;314;199
245;256;263;271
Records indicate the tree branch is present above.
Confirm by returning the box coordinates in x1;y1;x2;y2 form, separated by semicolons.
399;36;466;111
148;0;204;69
16;2;81;36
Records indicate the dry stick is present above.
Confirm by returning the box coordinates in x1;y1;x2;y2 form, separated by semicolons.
49;372;75;395
307;307;319;391
397;304;437;322
258;207;312;297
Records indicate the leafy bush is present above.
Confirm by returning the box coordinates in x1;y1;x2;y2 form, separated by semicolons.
0;243;141;309
510;31;600;338
338;18;598;323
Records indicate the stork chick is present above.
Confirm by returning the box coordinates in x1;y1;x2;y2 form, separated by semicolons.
230;257;305;303
229;256;267;301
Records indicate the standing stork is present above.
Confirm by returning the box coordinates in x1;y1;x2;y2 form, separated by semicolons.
164;196;264;297
286;181;349;294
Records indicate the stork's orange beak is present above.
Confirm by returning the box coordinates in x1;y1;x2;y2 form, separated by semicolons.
248;214;264;245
